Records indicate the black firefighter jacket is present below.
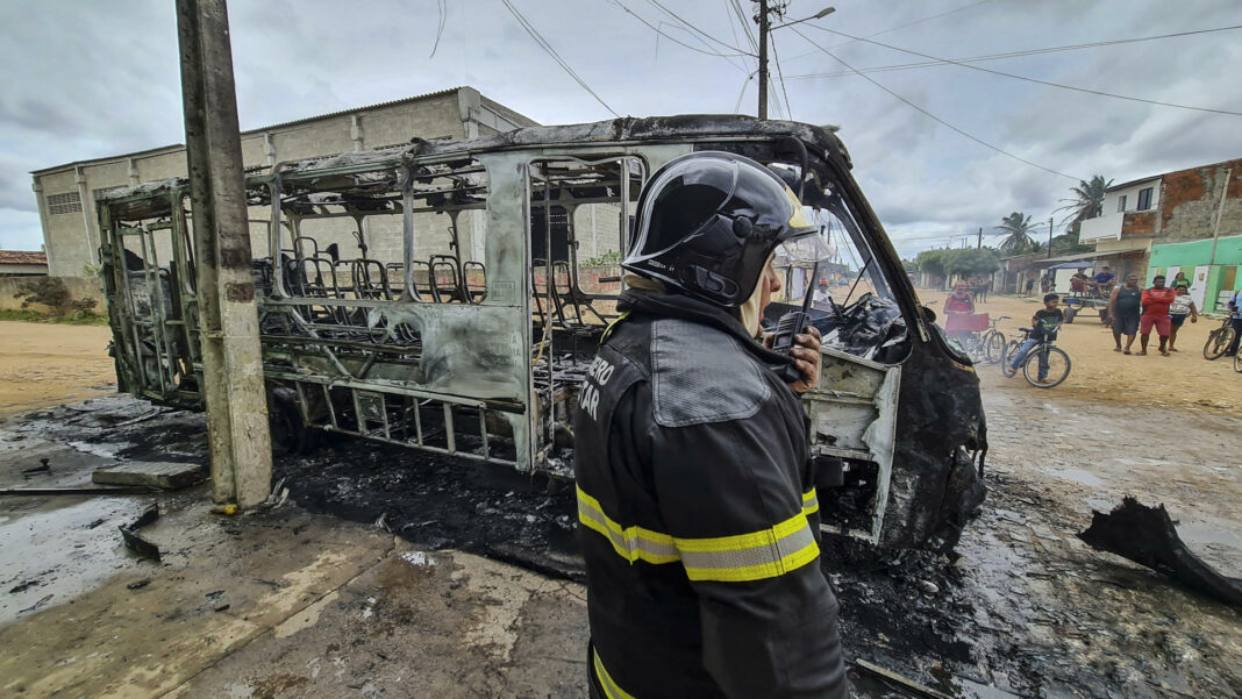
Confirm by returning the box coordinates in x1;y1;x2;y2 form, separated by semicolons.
574;291;847;699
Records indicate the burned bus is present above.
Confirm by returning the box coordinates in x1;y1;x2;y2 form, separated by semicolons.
97;116;985;550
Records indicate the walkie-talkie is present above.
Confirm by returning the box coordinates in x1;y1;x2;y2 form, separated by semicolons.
771;261;818;383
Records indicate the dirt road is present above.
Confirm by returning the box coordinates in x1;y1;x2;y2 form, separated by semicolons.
0;321;115;418
919;289;1242;415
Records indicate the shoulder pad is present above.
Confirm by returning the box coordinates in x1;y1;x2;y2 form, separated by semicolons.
649;318;771;428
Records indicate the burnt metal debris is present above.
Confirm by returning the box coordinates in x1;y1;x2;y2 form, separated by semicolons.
119;503;162;562
96;115;986;550
1078;497;1242;608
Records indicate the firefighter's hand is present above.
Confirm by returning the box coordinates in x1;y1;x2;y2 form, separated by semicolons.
789;326;822;394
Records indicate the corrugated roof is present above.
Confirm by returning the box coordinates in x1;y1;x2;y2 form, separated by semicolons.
0;250;48;265
31;87;474;175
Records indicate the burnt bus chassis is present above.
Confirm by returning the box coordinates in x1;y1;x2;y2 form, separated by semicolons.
98;116;986;550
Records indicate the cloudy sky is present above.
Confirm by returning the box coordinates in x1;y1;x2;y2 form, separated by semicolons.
1;0;1239;257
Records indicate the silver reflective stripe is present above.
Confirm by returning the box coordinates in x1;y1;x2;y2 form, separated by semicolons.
679;522;816;571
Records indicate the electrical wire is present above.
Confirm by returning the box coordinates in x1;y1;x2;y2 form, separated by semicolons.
771;30;794;119
643;0;750;54
728;0;760;53
802;23;1242;117
788;0;993;61
733;72;756;113
429;0;447;58
609;0;752;58
790;27;1081;181
787;24;1242;80
501;0;620;117
655;20;751;73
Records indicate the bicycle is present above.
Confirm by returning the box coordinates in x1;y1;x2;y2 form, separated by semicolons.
1001;327;1072;388
949;314;1007;364
1203;316;1237;360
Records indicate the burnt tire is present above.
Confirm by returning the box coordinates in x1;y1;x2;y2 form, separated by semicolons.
1064;307;1078;324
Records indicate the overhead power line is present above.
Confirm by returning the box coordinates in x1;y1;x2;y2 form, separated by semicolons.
789;27;1082;181
644;0;751;55
501;0;620;118
610;0;752;59
802;23;1242;117
727;0;759;53
771;31;794;119
788;0;993;61
787;24;1242;80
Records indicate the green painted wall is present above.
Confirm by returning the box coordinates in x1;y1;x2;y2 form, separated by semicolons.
1147;234;1242;312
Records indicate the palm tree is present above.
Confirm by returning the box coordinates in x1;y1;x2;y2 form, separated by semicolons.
1056;175;1114;226
995;212;1036;253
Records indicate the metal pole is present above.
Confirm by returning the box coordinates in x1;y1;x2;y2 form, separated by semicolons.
177;0;272;508
757;0;769;119
1047;216;1054;258
977;226;982;249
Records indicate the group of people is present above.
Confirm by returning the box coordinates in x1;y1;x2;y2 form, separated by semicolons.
1107;271;1197;356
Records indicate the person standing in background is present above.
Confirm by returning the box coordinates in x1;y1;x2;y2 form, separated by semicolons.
1171;271;1191;292
1167;286;1198;352
1225;287;1242;357
1139;274;1176;356
1109;274;1142;355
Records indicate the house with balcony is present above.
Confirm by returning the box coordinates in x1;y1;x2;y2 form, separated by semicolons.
1079;157;1241;311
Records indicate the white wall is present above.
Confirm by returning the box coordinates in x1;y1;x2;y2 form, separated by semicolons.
1101;177;1161;216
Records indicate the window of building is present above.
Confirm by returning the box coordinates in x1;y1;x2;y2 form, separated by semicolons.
1116;195;1127;213
1137;187;1153;211
46;191;82;215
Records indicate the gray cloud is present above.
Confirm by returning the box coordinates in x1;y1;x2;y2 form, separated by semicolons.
0;0;1239;259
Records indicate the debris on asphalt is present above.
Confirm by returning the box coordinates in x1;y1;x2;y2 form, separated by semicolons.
8;580;41;594
211;503;239;516
0;485;159;497
126;578;152;590
20;458;51;477
118;503;161;563
1078;497;1242;608
92;460;205;490
853;658;954;699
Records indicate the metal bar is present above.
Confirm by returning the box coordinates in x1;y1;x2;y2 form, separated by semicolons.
351;387;365;433
443;402;456;454
413;397;424;446
380;393;391;440
479;408;490;458
322;383;338;429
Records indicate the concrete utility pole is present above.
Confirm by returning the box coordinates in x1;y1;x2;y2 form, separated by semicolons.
755;3;834;119
176;0;273;508
977;227;983;249
757;0;770;119
1047;217;1054;258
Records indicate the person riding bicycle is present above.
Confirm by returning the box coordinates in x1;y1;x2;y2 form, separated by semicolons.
1007;293;1064;381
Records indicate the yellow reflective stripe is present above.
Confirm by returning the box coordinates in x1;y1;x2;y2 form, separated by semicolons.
802;487;820;515
577;484;822;582
577;486;680;565
673;510;807;553
683;538;820;583
678;511;820;583
593;650;636;699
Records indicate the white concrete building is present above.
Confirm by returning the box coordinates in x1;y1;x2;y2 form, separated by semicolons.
30;87;539;278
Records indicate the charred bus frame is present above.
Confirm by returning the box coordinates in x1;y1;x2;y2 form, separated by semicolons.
98;116;986;549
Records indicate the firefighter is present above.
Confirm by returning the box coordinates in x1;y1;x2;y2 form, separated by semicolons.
574;151;845;698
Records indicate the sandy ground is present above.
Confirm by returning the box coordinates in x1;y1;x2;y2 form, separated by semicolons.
0;321;116;418
1;318;1240;697
917;289;1242;414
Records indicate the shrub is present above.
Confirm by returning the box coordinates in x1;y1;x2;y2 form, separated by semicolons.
12;277;99;318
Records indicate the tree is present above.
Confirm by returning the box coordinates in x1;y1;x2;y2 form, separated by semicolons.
995;212;1036;253
1056;175;1114;227
914;249;949;279
946;248;1001;279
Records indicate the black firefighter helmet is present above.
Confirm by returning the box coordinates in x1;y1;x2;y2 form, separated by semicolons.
622;151;818;308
